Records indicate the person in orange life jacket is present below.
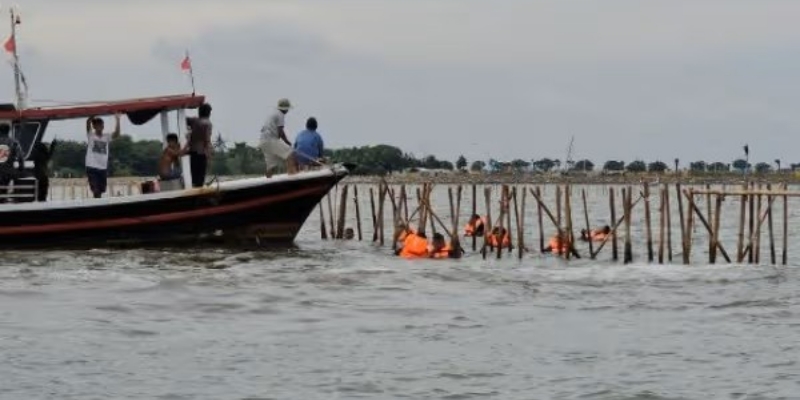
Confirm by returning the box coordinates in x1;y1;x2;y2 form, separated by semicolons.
429;232;462;259
488;226;511;248
580;225;611;242
394;223;430;258
464;214;486;237
543;232;581;258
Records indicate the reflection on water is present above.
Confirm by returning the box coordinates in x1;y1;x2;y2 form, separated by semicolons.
2;185;800;399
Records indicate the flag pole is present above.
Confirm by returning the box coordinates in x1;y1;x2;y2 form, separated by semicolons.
9;7;23;109
186;49;196;96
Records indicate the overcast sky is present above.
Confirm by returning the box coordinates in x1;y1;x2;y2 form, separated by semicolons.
3;0;800;165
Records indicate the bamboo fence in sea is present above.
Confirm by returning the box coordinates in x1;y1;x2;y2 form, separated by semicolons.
319;181;795;265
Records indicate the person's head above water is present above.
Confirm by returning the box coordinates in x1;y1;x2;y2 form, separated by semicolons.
432;232;446;250
602;225;611;234
344;227;354;240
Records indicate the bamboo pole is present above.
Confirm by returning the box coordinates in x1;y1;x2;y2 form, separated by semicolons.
319;204;328;240
401;184;409;223
683;190;732;263
706;184;713;259
327;193;336;239
736;183;747;263
748;183;755;264
516;187;526;259
685;187;694;264
471;184;477;251
665;183;673;263
506;188;513;254
582;188;594;258
676;183;687;264
354;186;363;241
710;194;722;264
644;183;654;262
455;185;463;254
565;185;574;260
336;185;349;239
555;186;562;229
741;195;777;261
658;187;665;264
378;183;386;246
370;188;377;242
610;187;618;261
767;184;776;265
782;183;788;266
755;185;763;264
590;192;645;259
496;185;507;259
536;187;545;252
415;186;424;235
482;187;493;259
623;187;633;264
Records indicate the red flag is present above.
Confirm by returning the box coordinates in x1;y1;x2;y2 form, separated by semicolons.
180;55;191;71
3;36;15;54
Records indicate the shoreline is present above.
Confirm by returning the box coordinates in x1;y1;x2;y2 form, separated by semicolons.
46;171;800;187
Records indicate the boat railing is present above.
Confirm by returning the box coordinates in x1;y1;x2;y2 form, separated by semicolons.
0;177;37;203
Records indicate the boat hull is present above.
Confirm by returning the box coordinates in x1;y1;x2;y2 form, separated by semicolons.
0;169;346;249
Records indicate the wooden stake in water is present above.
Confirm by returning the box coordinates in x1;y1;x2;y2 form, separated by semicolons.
555;186;562;229
370;188;378;242
610;187;618;261
354;186;363;241
336;185;349;239
471;184;478;251
400;184;409;223
327;192;336;239
319;204;328;240
767;184;776;265
623;187;633;264
536;187;545;252
506;188;514;254
482;187;493;259
378;183;386;246
736;182;747;263
643;183;654;262
582;188;594;258
496;185;507;260
676;183;687;264
755;185;763;264
515;187;525;259
706;184;713;259
710;194;721;264
658;187;665;264
685;187;694;264
665;183;673;262
748;182;755;264
782;183;788;266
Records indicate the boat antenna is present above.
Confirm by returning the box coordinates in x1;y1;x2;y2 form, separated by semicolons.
6;5;25;109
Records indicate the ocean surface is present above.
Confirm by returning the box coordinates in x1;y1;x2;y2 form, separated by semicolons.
2;184;799;399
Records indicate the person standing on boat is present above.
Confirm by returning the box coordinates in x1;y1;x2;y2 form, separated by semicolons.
0;124;25;201
85;114;121;198
259;98;297;178
186;103;213;187
293;117;324;170
30;138;58;202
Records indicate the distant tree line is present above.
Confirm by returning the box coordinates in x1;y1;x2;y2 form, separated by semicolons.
47;137;797;177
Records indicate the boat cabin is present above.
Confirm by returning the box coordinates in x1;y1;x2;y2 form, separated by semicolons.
0;94;206;202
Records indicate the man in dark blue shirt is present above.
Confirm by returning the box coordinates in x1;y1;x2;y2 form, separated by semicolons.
293;117;324;169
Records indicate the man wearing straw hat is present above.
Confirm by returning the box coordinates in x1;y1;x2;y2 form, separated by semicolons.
259;98;298;178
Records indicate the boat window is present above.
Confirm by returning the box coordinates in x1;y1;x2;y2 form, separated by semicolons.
12;120;47;160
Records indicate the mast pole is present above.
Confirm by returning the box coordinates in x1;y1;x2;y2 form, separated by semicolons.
10;7;23;109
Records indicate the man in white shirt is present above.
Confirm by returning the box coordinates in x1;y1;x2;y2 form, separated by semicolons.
259;98;298;178
85;113;121;198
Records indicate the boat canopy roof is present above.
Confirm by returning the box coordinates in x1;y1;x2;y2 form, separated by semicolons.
0;93;206;125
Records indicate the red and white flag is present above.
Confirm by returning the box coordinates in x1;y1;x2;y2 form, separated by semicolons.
3;36;15;54
180;54;191;71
